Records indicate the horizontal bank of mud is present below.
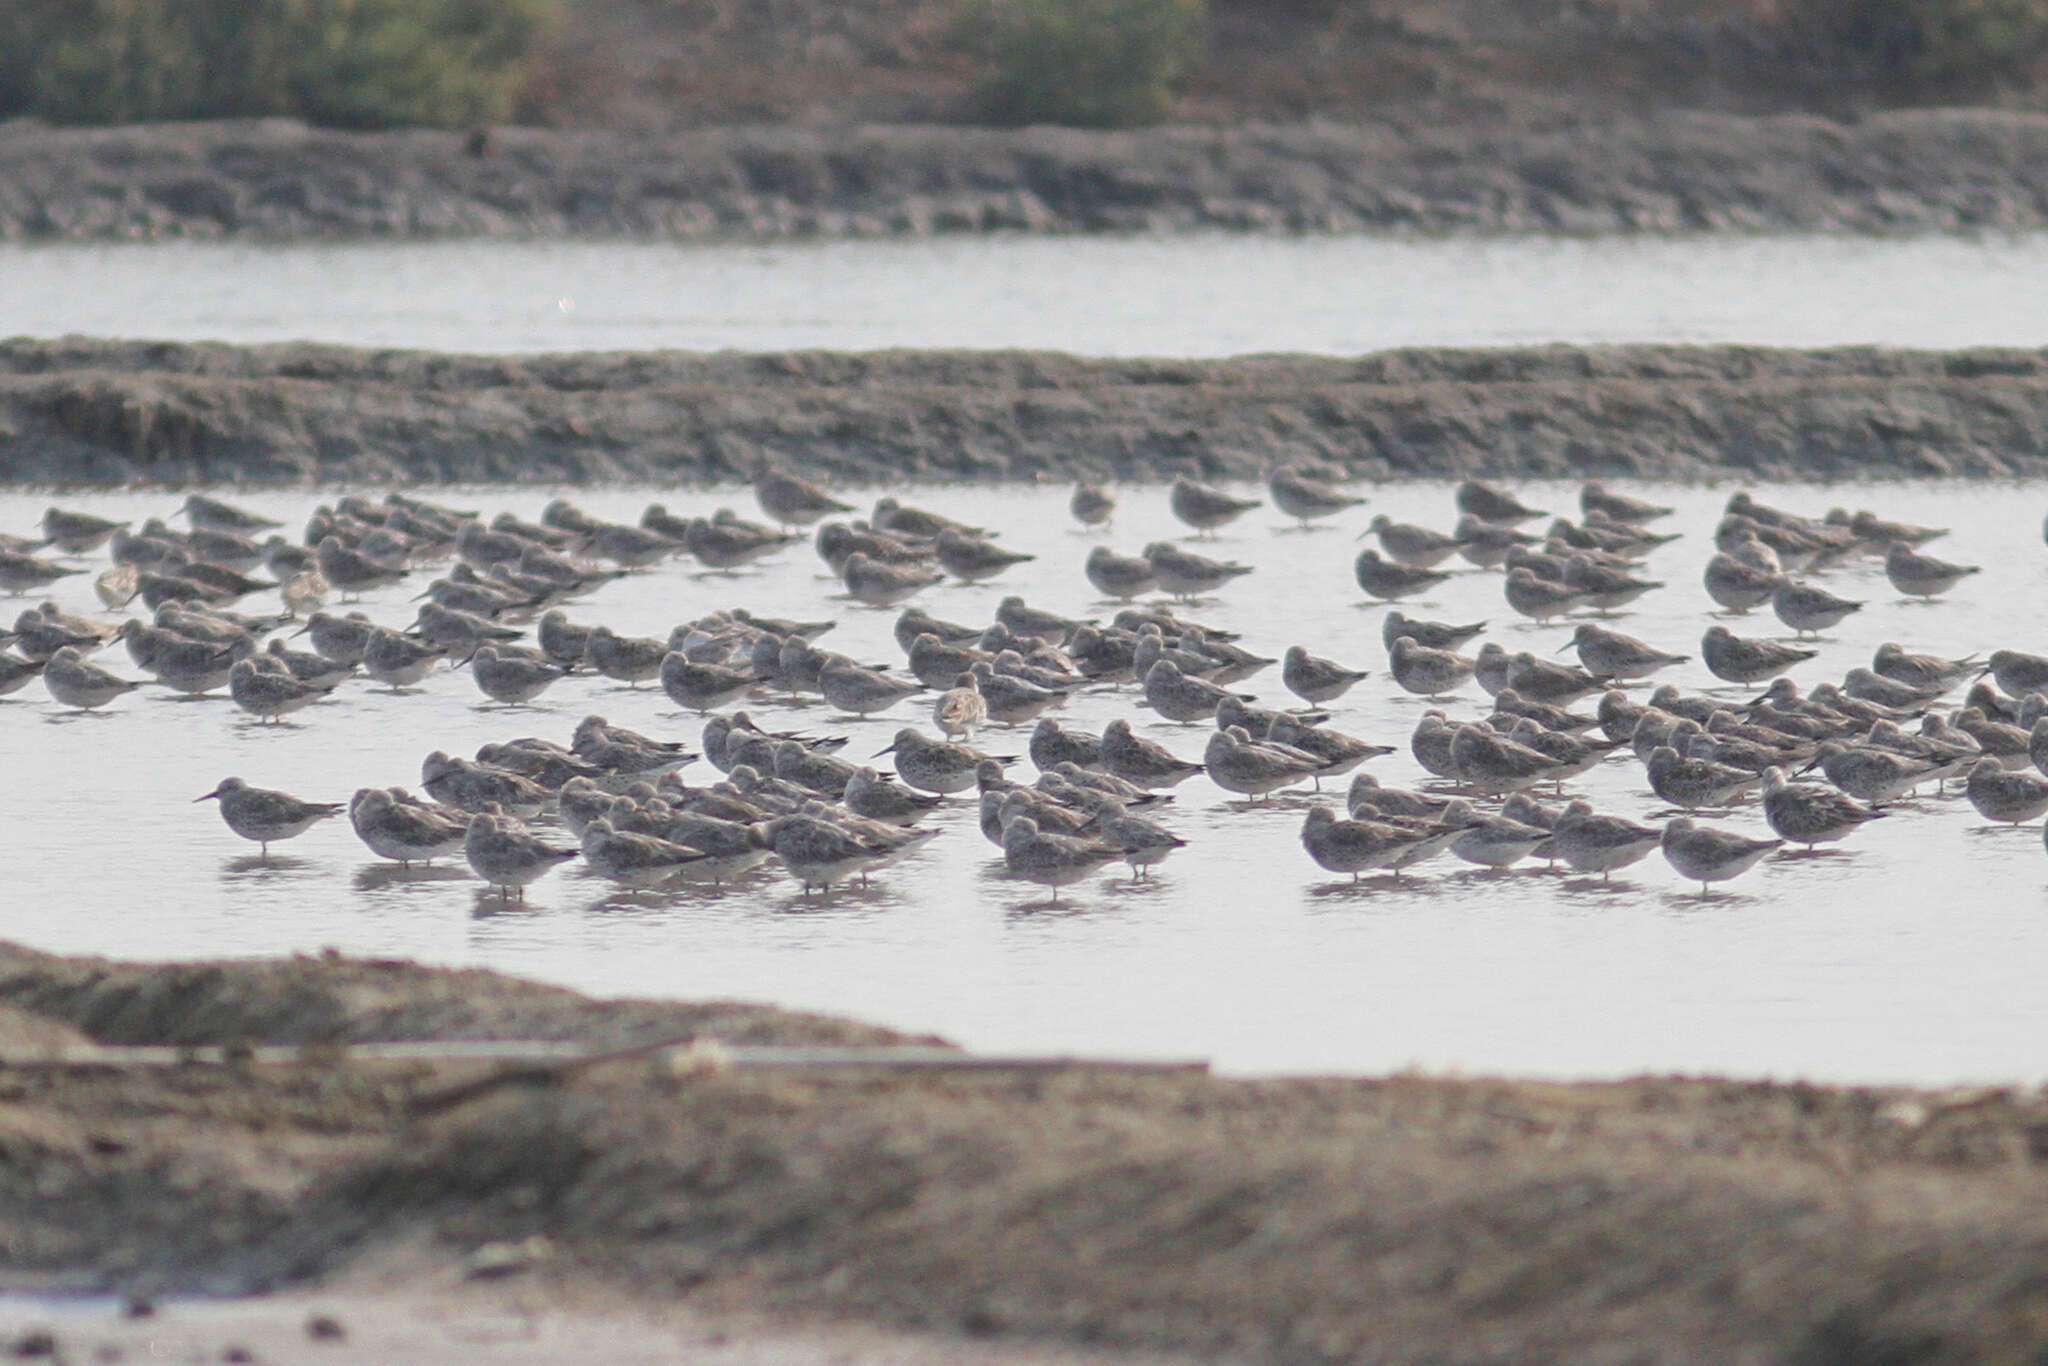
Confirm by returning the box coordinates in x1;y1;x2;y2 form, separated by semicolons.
8;111;2048;242
2;337;2047;485
1;941;2048;1364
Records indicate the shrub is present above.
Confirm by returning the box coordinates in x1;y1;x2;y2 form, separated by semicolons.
0;0;558;129
1772;0;2048;96
953;0;1208;128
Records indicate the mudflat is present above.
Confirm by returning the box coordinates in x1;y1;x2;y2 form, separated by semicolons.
0;941;2042;1364
4;338;2045;485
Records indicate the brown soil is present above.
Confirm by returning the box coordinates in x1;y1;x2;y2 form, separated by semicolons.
0;940;2047;1364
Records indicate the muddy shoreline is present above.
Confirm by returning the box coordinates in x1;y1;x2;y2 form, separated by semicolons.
3;337;2047;485
9;111;2048;243
0;941;2045;1365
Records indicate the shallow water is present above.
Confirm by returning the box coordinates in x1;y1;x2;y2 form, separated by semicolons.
11;234;2048;354
4;480;2046;1083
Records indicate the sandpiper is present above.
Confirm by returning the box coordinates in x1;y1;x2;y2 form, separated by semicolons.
1387;636;1473;697
1885;543;1980;598
1532;802;1662;879
1363;516;1463;569
1563;623;1687;681
1145;542;1253;599
1758;767;1885;849
197;777;343;856
1661;818;1782;894
349;788;470;865
41;507;126;555
660;654;765;714
1282;645;1370;705
0;549;82;596
1269;467;1363;527
1502;567;1587;621
1100;719;1204;789
1964;758;2048;825
1169;477;1261;535
362;628;448;692
1066;792;1186;878
228;657;334;723
1456;480;1545;524
1703;554;1780;613
1580;482;1673;524
1447;807;1551;869
936;530;1034;582
39;645;135;710
1447;724;1559;795
1771;579;1862;637
1809;741;1941;804
1299;807;1425;882
755;468;853;527
1071;482;1116;526
580;817;708;887
1143;659;1250;724
877;727;1010;794
467;645;565;706
819;659;920;717
1083;546;1157;600
933;671;988;740
1354;550;1449;602
842;552;944;606
465;814;577;897
1382;611;1485;652
1001;816;1123;900
421;751;551;817
1030;718;1103;772
1647;745;1760;809
1872;642;1983;693
1702;626;1814;686
179;494;282;536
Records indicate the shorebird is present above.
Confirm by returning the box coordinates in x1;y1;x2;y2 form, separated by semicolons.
1771;579;1862;637
1701;626;1814;686
1456;480;1545;523
662;654;767;714
1142;659;1250;724
361;628;448;692
293;612;378;667
755;468;853;527
1872;642;1983;693
1001;816;1123;900
1532;802;1662;880
1502;651;1601;705
1647;745;1761;809
1269;467;1363;527
842;552;944;607
933;672;988;740
1029;718;1104;772
1448;724;1560;795
1562;556;1662;612
1502;567;1588;622
1703;554;1780;613
1070;482;1116;526
1387;636;1474;697
179;495;282;536
1808;741;1942;805
757;814;896;893
1885;543;1980;598
1083;546;1157;600
1989;649;2048;700
1661;818;1782;894
228;657;333;723
1964;758;2048;825
1299;807;1425;882
1381;611;1485;652
1169;477;1261;535
349;788;470;865
683;514;799;570
876;728;1011;794
580;817;709;887
935;530;1034;582
583;626;669;686
819;659;920;717
41;645;137;710
197;777;343;856
1282;645;1371;705
421;751;551;816
466;645;565;706
1447;807;1552;869
1144;542;1253;599
1363;516;1464;569
1353;549;1450;603
1758;767;1885;850
843;766;946;827
1452;516;1538;569
1100;719;1204;789
1563;623;1687;681
0;549;82;596
1579;482;1673;524
315;535;406;597
465;814;578;897
41;507;126;554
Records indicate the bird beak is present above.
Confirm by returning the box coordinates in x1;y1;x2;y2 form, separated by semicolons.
872;741;901;757
1553;641;1574;655
194;787;222;802
288;622;311;637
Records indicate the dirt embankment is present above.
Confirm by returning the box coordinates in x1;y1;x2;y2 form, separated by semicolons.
9;110;2048;241
1;941;2047;1364
3;337;2046;485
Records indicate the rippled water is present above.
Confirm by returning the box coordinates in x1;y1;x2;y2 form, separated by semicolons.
4;480;2046;1082
12;235;2048;354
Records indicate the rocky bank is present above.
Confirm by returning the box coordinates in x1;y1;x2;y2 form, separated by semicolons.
2;337;2046;485
9;111;2048;242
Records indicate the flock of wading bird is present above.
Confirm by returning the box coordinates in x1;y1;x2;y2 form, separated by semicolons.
0;464;2036;901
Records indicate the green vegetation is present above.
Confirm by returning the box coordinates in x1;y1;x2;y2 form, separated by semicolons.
0;0;558;129
952;0;1207;128
1777;0;2048;95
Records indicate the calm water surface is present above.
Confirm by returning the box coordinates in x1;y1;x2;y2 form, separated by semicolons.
11;235;2048;354
3;480;2046;1082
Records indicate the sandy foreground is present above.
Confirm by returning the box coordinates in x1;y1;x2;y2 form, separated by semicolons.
1;941;2047;1365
